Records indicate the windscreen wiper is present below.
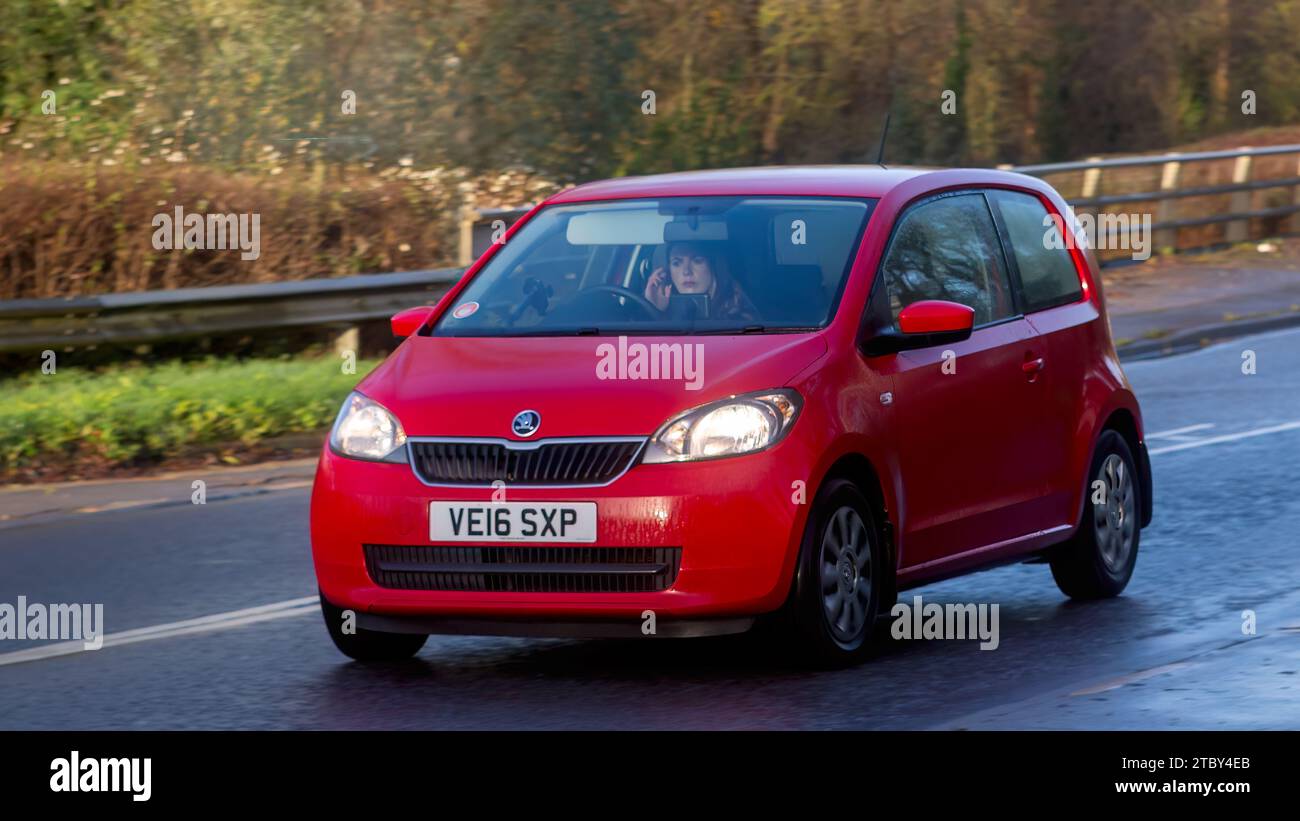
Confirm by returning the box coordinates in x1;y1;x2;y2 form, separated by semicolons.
695;324;769;334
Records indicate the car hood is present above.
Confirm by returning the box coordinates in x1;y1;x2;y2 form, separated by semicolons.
357;333;828;438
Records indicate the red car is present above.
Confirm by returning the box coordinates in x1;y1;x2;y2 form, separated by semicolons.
311;166;1153;665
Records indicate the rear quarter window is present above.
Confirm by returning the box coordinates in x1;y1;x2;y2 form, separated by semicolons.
990;190;1084;312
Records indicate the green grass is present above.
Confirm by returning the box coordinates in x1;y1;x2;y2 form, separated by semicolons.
0;356;379;471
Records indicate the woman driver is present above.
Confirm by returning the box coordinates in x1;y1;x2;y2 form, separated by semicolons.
643;241;759;322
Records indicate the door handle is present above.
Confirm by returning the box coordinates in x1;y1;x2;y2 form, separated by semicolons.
1022;357;1046;378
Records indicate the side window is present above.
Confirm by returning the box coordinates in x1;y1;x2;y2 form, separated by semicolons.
880;193;1015;328
990;190;1084;312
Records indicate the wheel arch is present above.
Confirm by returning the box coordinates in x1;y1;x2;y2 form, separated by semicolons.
811;451;899;606
1095;407;1154;528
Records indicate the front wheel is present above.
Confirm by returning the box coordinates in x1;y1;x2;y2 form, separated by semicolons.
320;592;427;662
1050;430;1141;599
788;479;885;666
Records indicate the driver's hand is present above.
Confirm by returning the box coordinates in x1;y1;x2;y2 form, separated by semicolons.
644;267;671;311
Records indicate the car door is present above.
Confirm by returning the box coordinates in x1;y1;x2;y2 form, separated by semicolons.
868;191;1059;567
986;188;1091;530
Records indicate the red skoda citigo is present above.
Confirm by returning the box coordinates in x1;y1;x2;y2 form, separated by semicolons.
311;166;1153;665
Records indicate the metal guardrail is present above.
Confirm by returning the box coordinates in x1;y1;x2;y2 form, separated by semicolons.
1006;143;1300;248
0;268;463;353
469;144;1300;261
5;143;1300;354
1009;143;1300;174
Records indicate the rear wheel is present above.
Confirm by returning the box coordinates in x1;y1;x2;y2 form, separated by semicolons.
1050;430;1141;599
788;479;885;666
320;592;427;662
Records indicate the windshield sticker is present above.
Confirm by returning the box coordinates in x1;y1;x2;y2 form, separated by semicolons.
451;301;480;319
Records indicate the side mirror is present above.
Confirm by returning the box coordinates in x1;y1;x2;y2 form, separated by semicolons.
390;306;436;338
861;300;974;355
897;300;975;336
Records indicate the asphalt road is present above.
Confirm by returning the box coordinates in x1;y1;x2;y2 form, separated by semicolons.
2;328;1298;730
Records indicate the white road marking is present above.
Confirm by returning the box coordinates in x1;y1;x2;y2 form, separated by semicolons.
1145;423;1215;440
0;596;318;668
1148;420;1300;455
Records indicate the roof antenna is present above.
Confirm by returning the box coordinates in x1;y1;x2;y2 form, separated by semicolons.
874;111;891;168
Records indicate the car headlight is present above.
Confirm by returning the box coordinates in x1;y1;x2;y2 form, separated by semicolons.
642;389;802;463
329;392;408;462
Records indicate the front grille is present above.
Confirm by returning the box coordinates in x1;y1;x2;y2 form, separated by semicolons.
409;438;644;486
363;544;681;593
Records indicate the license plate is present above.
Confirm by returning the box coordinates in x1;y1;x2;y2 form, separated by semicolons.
429;501;597;543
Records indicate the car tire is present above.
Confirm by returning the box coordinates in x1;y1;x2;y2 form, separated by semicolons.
320;592;428;662
1050;430;1142;600
788;478;885;666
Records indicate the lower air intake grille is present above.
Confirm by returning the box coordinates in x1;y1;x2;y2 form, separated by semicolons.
363;544;682;593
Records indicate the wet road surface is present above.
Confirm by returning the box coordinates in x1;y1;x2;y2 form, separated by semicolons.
2;328;1298;729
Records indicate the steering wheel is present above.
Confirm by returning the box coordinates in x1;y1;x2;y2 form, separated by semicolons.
583;285;663;320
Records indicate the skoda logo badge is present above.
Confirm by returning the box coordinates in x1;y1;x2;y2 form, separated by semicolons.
511;410;541;438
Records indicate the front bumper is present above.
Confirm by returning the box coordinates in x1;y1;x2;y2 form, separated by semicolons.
310;436;816;623
353;610;756;639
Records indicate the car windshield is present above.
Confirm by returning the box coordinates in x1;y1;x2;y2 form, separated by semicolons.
430;196;875;336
